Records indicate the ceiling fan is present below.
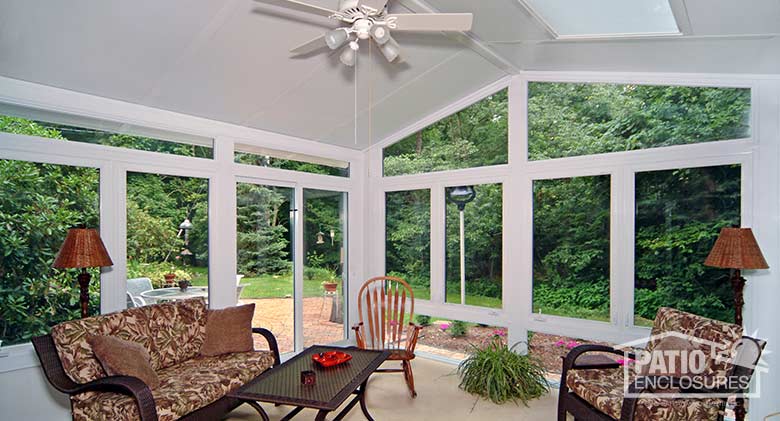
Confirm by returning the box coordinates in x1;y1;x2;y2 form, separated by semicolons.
255;0;474;66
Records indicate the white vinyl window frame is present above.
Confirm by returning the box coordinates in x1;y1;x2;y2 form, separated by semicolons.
369;71;771;349
0;76;364;372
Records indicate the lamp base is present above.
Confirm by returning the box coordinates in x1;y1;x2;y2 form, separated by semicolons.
730;269;746;421
77;269;92;319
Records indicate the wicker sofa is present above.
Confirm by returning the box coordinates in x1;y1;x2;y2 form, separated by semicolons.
32;298;280;421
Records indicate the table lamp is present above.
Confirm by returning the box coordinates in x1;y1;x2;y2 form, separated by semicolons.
53;228;113;318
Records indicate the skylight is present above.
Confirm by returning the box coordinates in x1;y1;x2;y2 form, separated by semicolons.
523;0;680;38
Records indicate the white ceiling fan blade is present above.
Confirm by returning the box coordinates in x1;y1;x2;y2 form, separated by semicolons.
386;13;473;32
254;0;338;18
290;34;327;55
357;0;389;12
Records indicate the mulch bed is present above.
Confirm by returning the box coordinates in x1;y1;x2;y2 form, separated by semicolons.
418;324;613;373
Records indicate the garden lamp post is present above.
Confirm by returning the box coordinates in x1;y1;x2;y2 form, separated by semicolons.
447;186;476;305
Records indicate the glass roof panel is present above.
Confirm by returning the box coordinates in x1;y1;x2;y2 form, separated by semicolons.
524;0;680;38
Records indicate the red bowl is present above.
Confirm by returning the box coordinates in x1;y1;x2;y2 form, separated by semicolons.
312;351;352;367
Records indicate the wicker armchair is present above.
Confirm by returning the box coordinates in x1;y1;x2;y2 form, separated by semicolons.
558;307;765;421
352;276;422;398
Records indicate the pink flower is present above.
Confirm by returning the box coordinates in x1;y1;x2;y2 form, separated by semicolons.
439;323;450;331
389;320;398;326
555;340;566;347
566;341;579;349
493;329;507;337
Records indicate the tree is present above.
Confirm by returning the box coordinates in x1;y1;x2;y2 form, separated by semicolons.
236;184;291;275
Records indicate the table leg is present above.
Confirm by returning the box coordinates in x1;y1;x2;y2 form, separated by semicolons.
358;379;375;421
246;401;270;421
315;409;329;421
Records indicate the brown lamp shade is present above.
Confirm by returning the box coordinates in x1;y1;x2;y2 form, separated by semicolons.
52;228;113;269
704;227;768;270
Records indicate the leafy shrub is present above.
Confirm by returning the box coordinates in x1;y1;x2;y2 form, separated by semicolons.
416;314;431;326
458;337;549;405
127;261;193;288
304;266;336;282
449;320;468;337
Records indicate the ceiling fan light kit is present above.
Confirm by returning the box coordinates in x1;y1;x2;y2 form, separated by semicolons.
257;0;473;66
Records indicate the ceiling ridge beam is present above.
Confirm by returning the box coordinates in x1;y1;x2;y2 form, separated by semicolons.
322;50;476;145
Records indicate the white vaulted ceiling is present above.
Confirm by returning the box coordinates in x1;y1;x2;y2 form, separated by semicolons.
0;0;777;150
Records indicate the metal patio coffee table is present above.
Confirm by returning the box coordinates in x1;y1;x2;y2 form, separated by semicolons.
228;345;390;421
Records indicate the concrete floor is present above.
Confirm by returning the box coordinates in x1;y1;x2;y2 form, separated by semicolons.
224;357;559;421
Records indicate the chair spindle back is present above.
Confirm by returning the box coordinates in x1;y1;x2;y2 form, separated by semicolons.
356;276;415;350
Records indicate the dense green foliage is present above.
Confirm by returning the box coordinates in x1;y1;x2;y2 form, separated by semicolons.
527;83;750;160
0;119;101;343
384;89;508;177
458;337;549;405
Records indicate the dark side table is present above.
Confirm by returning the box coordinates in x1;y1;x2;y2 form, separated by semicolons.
228;345;389;421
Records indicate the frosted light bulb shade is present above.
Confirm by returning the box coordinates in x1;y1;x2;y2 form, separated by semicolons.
325;29;349;50
379;39;399;62
370;25;390;45
340;46;356;66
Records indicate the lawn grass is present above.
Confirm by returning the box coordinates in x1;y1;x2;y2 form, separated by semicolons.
412;287;502;309
188;267;340;299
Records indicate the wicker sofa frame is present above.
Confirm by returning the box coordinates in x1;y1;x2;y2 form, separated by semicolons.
32;327;280;421
557;336;765;421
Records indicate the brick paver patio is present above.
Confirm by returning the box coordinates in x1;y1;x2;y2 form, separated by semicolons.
241;297;345;354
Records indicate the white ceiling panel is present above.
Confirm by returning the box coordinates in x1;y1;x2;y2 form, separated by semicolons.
326;49;506;146
0;0;776;151
0;0;229;104
683;0;780;36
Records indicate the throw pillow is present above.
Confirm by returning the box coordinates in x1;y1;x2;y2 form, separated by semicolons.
200;303;255;357
87;335;160;389
639;336;696;377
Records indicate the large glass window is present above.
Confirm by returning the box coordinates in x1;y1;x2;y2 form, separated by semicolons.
236;183;295;353
385;189;431;300
444;184;502;308
0;159;100;344
235;145;349;178
0;109;213;158
528;83;751;161
634;165;741;326
303;189;348;348
532;175;611;322
383;89;508;177
125;172;209;309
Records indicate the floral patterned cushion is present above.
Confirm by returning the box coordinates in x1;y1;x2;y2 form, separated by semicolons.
566;367;725;421
50;298;207;384
146;299;207;370
649;307;742;379
71;351;276;421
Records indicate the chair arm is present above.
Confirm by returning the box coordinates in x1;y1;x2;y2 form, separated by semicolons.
352;323;366;349
405;323;423;353
562;344;635;372
32;334;158;420
80;376;158;421
252;327;281;367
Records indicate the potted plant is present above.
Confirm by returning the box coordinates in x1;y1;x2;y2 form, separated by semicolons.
163;272;176;287
457;334;549;405
322;280;338;293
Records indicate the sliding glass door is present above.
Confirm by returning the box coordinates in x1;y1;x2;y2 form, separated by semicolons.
236;181;348;354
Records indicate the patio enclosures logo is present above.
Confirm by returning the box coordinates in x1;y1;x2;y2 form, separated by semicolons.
618;332;767;399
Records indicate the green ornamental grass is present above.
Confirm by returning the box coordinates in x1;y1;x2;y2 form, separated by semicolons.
457;337;549;406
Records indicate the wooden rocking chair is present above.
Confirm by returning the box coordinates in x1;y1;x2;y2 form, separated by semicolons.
352;276;423;398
